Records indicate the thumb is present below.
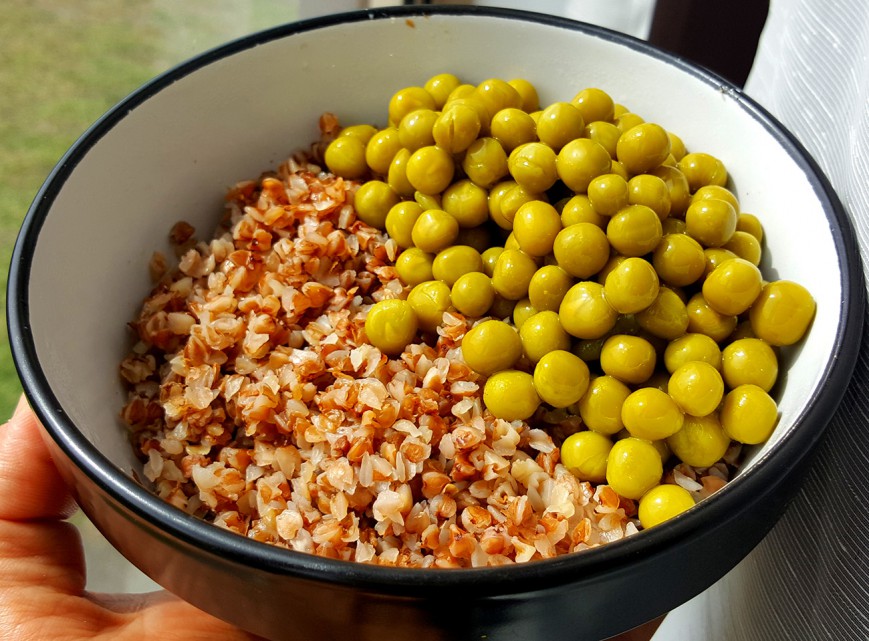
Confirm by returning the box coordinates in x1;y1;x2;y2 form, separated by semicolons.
0;395;77;521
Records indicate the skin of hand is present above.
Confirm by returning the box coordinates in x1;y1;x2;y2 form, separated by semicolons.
0;394;663;640
0;395;263;641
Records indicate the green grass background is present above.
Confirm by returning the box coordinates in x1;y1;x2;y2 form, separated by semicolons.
0;0;302;419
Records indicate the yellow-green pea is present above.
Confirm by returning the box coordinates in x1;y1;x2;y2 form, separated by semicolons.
578;375;631;435
736;212;764;242
364;299;418;356
628;174;671;221
692;184;740;212
508;77;540;112
556;138;613;193
491;248;538;300
519;310;571;362
720;384;779;444
388;86;436;128
748;280;816;346
411;209;459;254
490;295;516;320
616;122;671;174
445;96;491;136
432;103;481;154
553;223;611;279
652;233;706;288
678;152;728;191
384;201;424;248
636;287;690;341
395;247;435;287
668;361;724;417
354;180;400;229
414;190;442;211
407;280;452;333
324;135;368;179
398;108;438;151
481;246;505;277
606;204;663;257
432;245;484;287
583;120;621;159
606;437;663;500
451;272;495;318
406;145;455;195
512;298;538;330
461;319;522;375
571;87;615;124
650;164;692;218
723;231;762;266
513;200;562;257
702;258;763;316
338;123;377;144
621;387;685;440
508;142;559;193
483;370;540;421
365;127;403;175
559;281;619;340
561;430;612;483
536;101;585;150
490;108;537;152
667;131;687;161
424;72;461;109
686;292;738;342
638;484;695;528
587;173;629;217
686;198;738;248
664;333;722;373
475;78;523;117
387;148;415;198
534;350;590;408
667;413;731;468
528;265;573;312
600;334;658;385
463;137;509;189
721;338;778;392
441;179;489;228
560;194;607;228
487;180;541;230
603;257;660;314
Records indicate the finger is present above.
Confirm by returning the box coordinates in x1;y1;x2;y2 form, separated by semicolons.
0;395;77;521
91;590;267;640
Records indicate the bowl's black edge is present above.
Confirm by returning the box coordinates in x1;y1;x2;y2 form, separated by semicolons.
6;3;867;597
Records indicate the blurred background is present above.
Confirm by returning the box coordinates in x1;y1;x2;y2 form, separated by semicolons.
0;0;770;625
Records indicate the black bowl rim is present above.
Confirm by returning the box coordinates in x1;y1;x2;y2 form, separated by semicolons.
7;4;866;596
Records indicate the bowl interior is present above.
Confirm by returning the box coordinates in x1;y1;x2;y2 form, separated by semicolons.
19;11;843;506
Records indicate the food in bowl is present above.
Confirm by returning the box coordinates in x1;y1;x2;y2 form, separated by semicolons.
119;72;815;568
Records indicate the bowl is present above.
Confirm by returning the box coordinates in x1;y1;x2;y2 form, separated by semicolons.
7;6;865;640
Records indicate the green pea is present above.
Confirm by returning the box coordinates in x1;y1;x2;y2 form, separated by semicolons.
411;209;459;253
408;280;453;332
461;319;521;375
528;265;573;311
483;370;541;421
432;245;484;286
365;299;418;355
395;247;435;286
491;248;537;300
451;272;495;318
519;310;571;362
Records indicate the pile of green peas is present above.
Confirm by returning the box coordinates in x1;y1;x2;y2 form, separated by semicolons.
325;73;816;529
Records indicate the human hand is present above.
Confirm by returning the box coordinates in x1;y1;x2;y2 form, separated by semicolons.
0;395;262;640
0;394;663;640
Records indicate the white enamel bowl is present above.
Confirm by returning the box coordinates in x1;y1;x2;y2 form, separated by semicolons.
7;7;864;641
